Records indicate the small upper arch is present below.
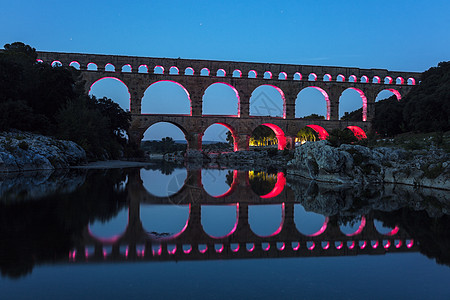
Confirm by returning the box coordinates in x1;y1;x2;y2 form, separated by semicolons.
69;61;80;70
264;71;273;79
248;70;258;78
216;68;226;77
51;60;62;67
278;72;287;80
336;74;345;82
323;74;332;81
232;69;242;78
407;77;416;85
185;67;195;76
293;72;302;81
200;68;210;76
105;63;115;72
87;62;98;71
384;76;393;84
121;64;132;73
138;65;149;73
360;75;369;83
169;66;180;75
396;77;404;85
154;65;164;74
308;73;317;81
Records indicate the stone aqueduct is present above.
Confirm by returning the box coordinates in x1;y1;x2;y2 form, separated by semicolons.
37;51;421;150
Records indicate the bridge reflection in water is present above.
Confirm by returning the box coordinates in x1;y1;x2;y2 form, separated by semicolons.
73;168;417;263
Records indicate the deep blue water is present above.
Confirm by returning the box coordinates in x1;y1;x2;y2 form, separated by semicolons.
0;166;449;299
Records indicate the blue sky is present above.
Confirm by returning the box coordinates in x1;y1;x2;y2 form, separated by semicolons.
2;0;449;141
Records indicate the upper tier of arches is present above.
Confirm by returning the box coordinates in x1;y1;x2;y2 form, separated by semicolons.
37;52;420;86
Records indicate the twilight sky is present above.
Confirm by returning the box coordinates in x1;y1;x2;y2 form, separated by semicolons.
2;0;449;141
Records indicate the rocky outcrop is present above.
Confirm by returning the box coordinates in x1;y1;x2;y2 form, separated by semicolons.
0;131;86;172
287;140;449;190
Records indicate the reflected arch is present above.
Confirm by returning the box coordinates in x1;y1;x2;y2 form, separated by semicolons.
249;203;284;237
201;204;238;238
202;82;239;116
141;80;191;115
250;85;286;118
88;207;129;243
296;86;330;120
88;77;131;111
140;168;188;198
339;88;368;121
141;203;190;239
294;204;328;236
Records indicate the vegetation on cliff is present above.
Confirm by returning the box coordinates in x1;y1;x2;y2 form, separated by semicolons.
0;42;131;160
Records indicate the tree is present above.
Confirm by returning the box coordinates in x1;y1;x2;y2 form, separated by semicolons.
297;127;319;143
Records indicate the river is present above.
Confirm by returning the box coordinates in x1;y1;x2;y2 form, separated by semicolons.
0;164;449;299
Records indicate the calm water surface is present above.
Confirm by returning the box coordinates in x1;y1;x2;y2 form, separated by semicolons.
1;165;449;299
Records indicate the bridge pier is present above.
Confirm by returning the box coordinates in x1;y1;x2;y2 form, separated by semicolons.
186;132;203;151
236;134;250;151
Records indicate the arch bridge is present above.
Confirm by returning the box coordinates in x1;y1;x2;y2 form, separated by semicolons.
37;51;421;150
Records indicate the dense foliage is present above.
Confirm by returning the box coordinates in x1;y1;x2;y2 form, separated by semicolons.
0;42;131;159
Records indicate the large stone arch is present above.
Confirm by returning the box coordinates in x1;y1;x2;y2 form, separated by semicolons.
141;80;192;115
296;86;331;120
249;85;287;118
339;87;368;121
202;82;240;116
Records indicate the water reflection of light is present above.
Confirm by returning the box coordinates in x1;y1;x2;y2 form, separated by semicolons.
88;207;128;241
140;204;190;238
340;216;366;236
141;169;187;197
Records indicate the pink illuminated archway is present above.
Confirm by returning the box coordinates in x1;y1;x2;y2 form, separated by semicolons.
138;64;148;73
396;77;404;85
206;122;239;152
200;68;210;76
260;123;287;150
216;68;226;77
185;67;194;75
373;76;381;83
232;69;242;78
88;77;131;110
293;72;302;80
264;71;273;79
342;87;368;121
296;86;331;120
347;126;367;139
361;75;369;83
121;64;132;73
337;74;345;82
202;82;240;117
105;63;115;72
169;66;179;75
248;70;257;78
211;170;238;198
278;72;287;80
384;76;393;84
143;80;192;115
407;77;416;85
260;172;286;199
323;74;332;81
308;73;317;81
250;85;287;118
306;125;329;140
69;61;80;69
349;75;357;82
154;65;164;74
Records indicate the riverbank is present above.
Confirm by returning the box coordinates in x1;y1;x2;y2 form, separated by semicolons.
0;131;86;173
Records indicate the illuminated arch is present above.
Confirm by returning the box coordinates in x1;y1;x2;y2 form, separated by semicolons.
260;172;286;199
153;65;164;74
264;71;273;79
396;77;404;85
51;60;62;67
87;62;98;71
141;203;190;240
216;68;226;77
349;75;357;82
278;72;287;80
296;86;330;120
105;63;115;72
249;203;285;238
232;69;242;78
88;77;131;111
306;125;329;140
138;64;148;73
248;70;257;78
141;80;191;115
323;74;332;81
121;64;132;73
347;126;367;139
202;82;240;117
185;67;194;75
293;72;302;80
88;207;128;244
373;76;381;84
260;123;287;150
250;85;286;118
384;76;393;84
308;73;317;81
340;87;368;121
202;122;238;151
376;89;402;102
337;74;345;82
407;77;416;85
169;66;179;75
200;68;210;76
69;61;80;69
209;169;238;198
361;75;369;83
